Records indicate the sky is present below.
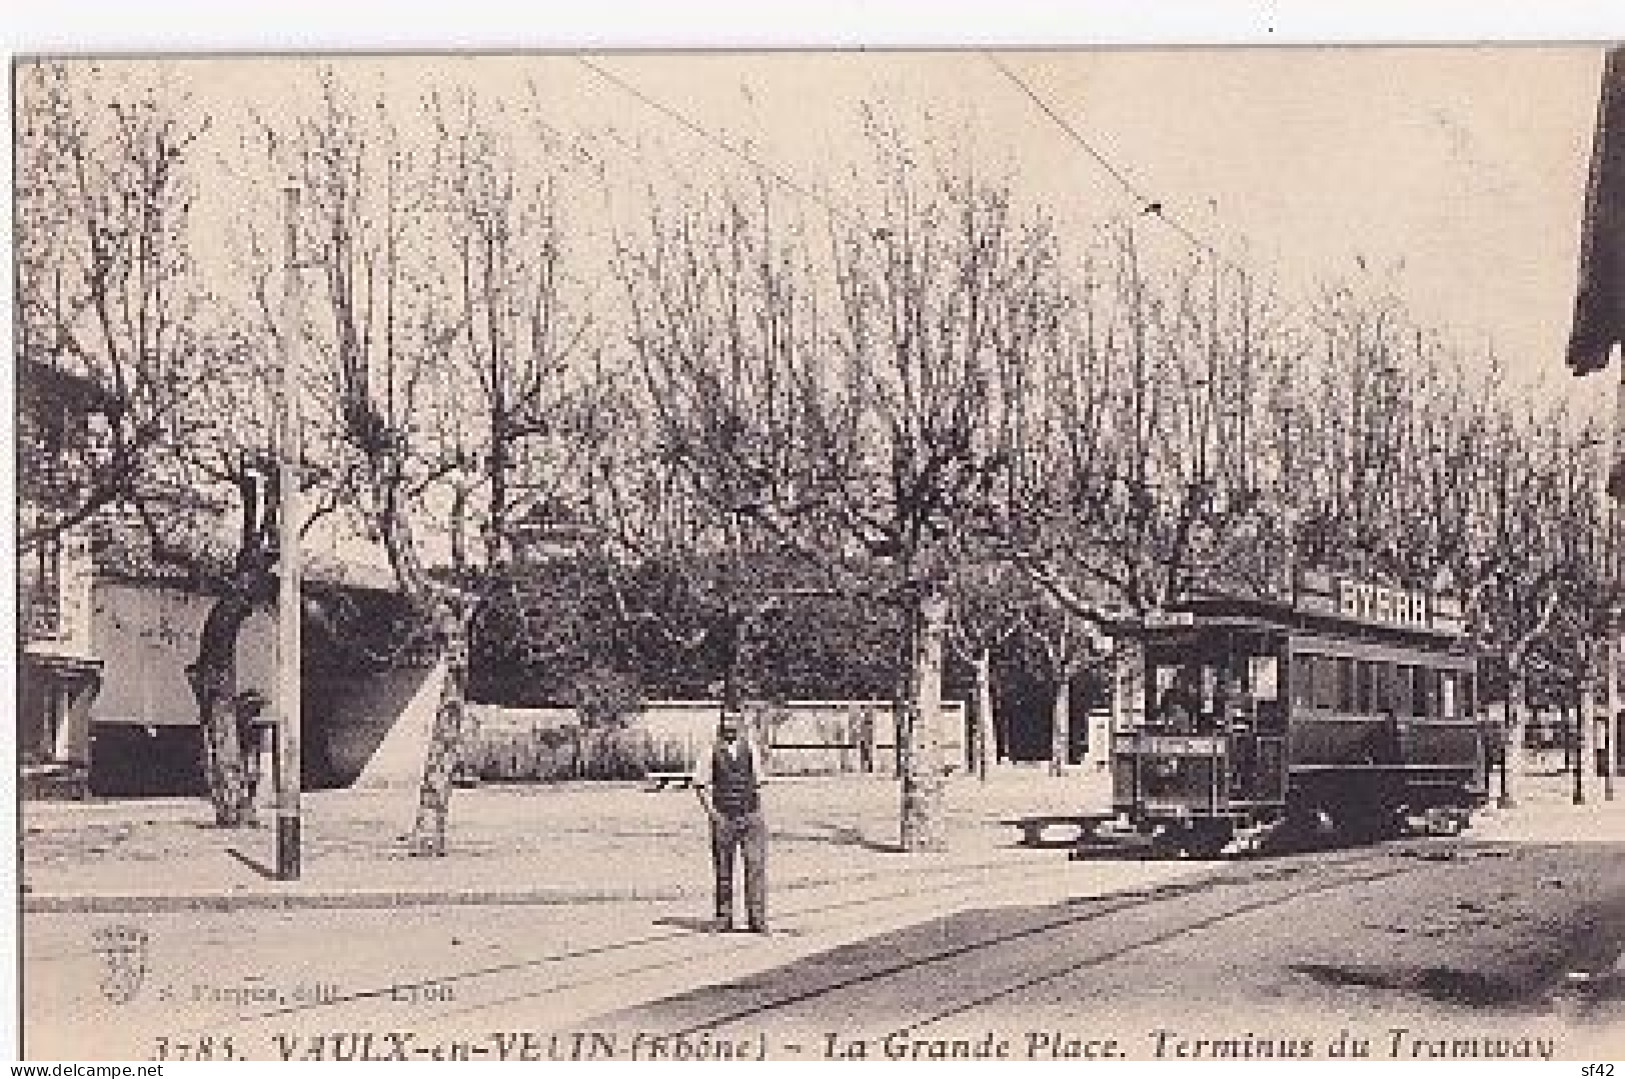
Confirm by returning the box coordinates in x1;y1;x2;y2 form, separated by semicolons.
70;47;1609;414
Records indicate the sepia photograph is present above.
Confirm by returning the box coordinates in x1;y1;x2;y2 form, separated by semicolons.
11;37;1625;1063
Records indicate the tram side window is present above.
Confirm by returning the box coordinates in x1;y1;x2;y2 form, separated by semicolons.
1313;656;1338;711
1355;661;1377;714
1372;661;1394;714
1413;667;1437;718
1291;655;1315;708
1248;654;1280;702
1336;657;1355;713
1250;653;1287;732
1393;665;1415;717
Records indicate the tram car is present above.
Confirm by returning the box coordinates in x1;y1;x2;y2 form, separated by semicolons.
1107;572;1488;855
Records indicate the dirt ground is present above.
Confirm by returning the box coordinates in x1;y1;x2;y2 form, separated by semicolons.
613;838;1625;1061
18;770;1625;1061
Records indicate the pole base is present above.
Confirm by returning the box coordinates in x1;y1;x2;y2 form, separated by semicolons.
1496;795;1516;810
276;813;302;881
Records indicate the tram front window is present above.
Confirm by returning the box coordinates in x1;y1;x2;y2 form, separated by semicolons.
1149;660;1231;734
1148;636;1282;735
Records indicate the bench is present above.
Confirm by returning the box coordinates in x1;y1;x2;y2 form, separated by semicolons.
646;771;697;791
1007;815;1109;848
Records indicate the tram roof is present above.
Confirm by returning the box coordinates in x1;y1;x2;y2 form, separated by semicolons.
1143;590;1471;652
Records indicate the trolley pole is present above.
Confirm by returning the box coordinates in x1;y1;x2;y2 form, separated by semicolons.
275;185;305;881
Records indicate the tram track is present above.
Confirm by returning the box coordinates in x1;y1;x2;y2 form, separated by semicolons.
207;840;1442;1042
414;847;1207;1026
894;860;1416;1036
624;845;1425;1038
222;847;1115;1026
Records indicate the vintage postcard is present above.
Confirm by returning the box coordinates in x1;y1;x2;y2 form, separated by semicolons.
12;44;1625;1063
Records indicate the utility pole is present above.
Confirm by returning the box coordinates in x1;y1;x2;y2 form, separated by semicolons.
1609;420;1622;804
1605;367;1623;802
1606;627;1617;801
276;185;305;881
1497;714;1513;809
1599;371;1623;804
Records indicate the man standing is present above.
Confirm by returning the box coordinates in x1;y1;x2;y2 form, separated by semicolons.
694;712;768;933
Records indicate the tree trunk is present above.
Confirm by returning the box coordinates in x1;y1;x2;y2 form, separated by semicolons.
719;608;744;715
1506;672;1529;796
899;588;949;852
187;593;256;828
456;705;484;786
893;607;915;780
972;650;996;782
1562;701;1573;775
1574;677;1589;803
1049;672;1072;777
1106;648;1124;765
407;606;472;857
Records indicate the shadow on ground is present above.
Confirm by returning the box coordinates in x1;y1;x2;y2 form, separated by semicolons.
225;847;279;880
653;915;726;934
776;823;905;854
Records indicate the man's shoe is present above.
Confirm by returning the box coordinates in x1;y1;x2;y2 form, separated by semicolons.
714;917;735;933
747;923;769;935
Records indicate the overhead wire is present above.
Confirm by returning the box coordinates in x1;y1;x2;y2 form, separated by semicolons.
983;50;1303;321
982;52;1213;255
577;52;1249;274
575;51;1298;321
573;55;868;234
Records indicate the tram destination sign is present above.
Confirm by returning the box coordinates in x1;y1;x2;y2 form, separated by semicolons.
1135;735;1226;756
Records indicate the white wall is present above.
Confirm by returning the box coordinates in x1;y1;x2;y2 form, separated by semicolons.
90;581;276;726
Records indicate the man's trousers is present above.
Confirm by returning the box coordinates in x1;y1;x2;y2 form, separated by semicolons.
710;809;767;929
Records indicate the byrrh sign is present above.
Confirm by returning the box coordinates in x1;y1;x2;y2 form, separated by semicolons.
1335;578;1432;628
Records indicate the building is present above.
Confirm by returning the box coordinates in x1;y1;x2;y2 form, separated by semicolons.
79;548;417;797
83;574;276;795
16;354;425;797
18;358;107;799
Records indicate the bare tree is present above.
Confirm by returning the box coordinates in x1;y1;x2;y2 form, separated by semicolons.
135;374;283;828
293;81;455;855
430;93;603;770
15;62;221;550
818;146;1074;848
428;94;599;566
1014;592;1105;776
614;130;1060;850
944;561;1023;779
13;61;302;826
287;74;604;853
16;60;226;561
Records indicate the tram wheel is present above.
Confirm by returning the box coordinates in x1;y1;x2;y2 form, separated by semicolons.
1181;826;1232;859
1334;801;1405;844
